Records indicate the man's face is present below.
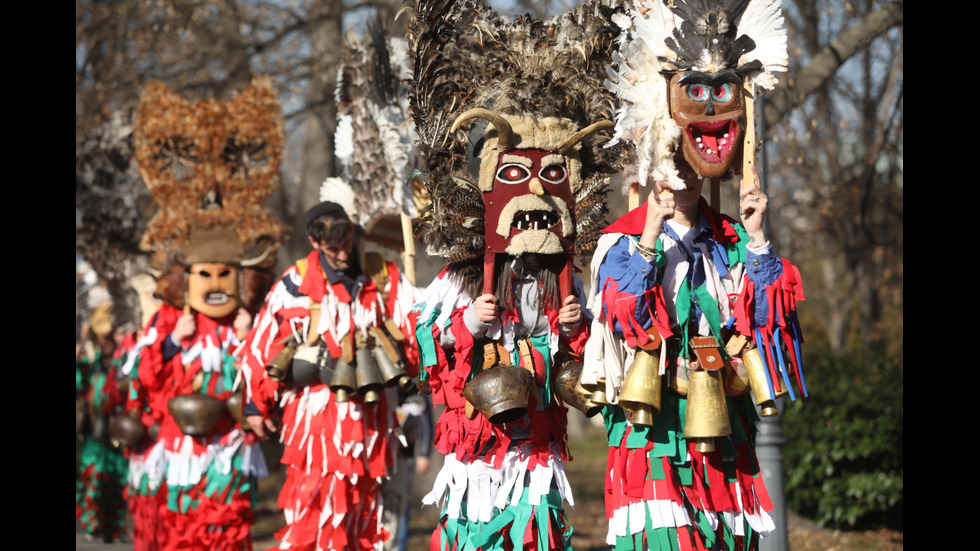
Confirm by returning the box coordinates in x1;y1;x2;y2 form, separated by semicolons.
669;71;745;179
187;262;240;318
310;232;354;271
483;149;575;255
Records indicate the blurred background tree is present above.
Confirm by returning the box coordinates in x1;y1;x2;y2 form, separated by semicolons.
765;0;903;530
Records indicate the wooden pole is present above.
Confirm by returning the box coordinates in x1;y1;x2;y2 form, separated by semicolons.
400;212;416;286
742;80;756;194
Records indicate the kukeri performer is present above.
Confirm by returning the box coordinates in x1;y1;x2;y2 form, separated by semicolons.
76;298;130;543
239;202;421;551
237;27;426;549
584;0;807;549
407;1;623;548
132;77;287;550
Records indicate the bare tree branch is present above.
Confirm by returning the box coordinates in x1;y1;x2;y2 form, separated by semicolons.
765;0;903;124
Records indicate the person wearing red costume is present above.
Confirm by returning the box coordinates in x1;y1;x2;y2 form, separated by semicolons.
240;202;420;551
76;300;130;543
588;1;807;548
136;229;269;551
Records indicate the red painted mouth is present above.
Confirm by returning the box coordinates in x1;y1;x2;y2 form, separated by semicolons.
687;119;738;164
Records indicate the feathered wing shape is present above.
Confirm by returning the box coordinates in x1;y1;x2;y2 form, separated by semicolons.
606;1;684;190
736;0;788;89
328;25;419;239
408;0;625;266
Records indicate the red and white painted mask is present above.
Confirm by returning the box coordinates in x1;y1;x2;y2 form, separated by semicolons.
483;148;575;255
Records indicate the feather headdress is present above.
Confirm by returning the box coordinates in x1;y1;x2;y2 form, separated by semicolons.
322;22;422;250
606;0;788;190
407;0;626;274
133;77;286;309
134;76;286;260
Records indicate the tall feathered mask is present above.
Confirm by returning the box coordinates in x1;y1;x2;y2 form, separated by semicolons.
606;0;788;189
321;23;422;251
408;0;626;274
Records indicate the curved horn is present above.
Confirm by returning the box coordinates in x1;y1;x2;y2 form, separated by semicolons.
557;120;616;155
239;245;274;268
450;108;515;152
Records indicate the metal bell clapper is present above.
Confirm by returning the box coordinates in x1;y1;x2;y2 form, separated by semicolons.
683;369;732;453
618;348;663;426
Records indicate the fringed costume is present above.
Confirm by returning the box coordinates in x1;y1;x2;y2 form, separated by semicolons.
415;266;589;551
132;76;286;550
586;201;804;550
76;341;130;542
585;1;806;549
240;249;419;551
406;1;624;548
138;305;267;550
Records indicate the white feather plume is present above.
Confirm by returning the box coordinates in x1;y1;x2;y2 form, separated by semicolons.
738;0;788;90
605;0;686;191
318;176;357;223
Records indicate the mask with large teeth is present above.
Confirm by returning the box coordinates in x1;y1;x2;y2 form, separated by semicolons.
484;148;575;255
187;262;240;318
668;71;745;181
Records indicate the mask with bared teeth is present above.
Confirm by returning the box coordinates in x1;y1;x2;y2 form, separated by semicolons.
669;71;745;180
452;110;613;256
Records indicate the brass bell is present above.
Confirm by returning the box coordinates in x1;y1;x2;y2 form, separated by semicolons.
582;377;612;409
618;349;663;427
742;347;787;417
683;370;732;453
464;364;533;424
226;390;246;427
330;357;356;403
109;413;146;449
168;394;227;436
374;346;412;391
555;361;598;418
355;347;385;403
266;337;298;382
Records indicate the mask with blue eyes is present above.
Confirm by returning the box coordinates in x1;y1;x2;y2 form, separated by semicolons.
668;70;746;180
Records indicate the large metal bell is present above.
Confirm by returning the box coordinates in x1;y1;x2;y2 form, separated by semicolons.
226;390;246;427
582;377;612;409
683;370;732;452
464;365;533;424
168;394;227;436
742;347;787;416
355;347;385;403
374;346;413;390
555;361;598;417
266;337;298;382
618;349;663;426
330;357;356;402
109;414;146;449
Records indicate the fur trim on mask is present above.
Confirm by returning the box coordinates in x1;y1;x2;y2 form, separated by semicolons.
477;116;584;192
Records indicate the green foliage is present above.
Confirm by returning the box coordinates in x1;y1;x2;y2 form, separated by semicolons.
783;347;903;530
